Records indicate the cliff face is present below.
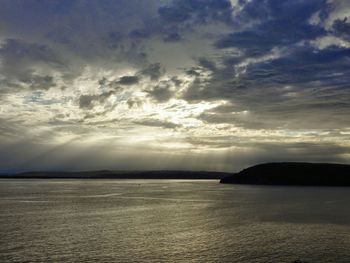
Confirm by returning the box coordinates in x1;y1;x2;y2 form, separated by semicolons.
220;162;350;186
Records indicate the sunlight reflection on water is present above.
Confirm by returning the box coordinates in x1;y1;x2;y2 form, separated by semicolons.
1;179;350;263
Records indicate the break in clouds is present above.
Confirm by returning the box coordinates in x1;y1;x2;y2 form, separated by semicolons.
0;0;350;172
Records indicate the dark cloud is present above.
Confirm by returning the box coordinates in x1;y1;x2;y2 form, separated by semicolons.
127;98;143;108
129;29;151;39
140;63;164;80
147;85;174;102
158;6;191;23
79;95;97;109
0;39;59;65
158;0;233;25
183;43;350;130
197;57;216;71
0;39;63;85
134;119;180;129
237;0;327;24
185;68;201;76
332;17;350;40
20;74;56;90
170;76;183;87
0;73;56;93
216;0;327;56
163;32;182;42
117;76;139;85
244;46;350;86
125;0;234;42
146;79;179;102
79;91;115;109
97;77;122;91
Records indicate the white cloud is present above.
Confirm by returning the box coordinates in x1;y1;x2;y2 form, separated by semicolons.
325;0;350;29
310;35;350;49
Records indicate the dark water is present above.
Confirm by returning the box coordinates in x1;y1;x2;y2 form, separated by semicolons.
0;180;350;263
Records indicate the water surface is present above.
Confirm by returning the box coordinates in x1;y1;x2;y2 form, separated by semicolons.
1;179;350;262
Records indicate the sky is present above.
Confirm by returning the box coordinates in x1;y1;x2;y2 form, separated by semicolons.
0;0;350;172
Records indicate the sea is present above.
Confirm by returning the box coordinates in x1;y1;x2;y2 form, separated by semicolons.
0;179;350;263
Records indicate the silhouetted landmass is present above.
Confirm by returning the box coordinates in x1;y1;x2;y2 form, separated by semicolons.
0;170;229;179
220;162;350;186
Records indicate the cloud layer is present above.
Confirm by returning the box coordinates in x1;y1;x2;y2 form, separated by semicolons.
0;0;349;172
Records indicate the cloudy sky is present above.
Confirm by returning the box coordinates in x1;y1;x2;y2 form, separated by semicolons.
0;0;350;172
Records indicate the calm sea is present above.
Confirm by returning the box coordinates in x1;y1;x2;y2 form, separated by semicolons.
0;179;350;263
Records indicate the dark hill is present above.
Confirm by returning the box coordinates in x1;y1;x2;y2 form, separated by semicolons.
0;170;229;180
220;162;350;186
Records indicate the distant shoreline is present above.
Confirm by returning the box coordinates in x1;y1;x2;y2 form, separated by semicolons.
2;162;350;186
0;170;229;180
